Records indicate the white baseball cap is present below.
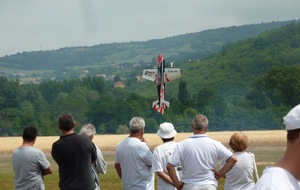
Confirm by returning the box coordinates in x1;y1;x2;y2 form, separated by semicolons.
157;122;177;139
283;104;300;130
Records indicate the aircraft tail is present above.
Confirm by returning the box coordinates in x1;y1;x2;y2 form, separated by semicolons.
152;100;169;114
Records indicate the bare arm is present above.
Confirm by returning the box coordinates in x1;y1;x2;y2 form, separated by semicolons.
156;171;174;186
42;166;52;175
215;155;237;180
114;163;122;179
167;163;183;190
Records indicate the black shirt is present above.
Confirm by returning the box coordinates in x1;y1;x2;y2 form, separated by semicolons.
52;133;97;190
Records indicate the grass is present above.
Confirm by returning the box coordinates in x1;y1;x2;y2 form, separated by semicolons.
0;130;286;190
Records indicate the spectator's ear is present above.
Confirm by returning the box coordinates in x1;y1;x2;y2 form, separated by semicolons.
89;135;94;141
141;127;145;135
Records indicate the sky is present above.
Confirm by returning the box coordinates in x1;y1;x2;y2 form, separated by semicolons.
0;0;300;57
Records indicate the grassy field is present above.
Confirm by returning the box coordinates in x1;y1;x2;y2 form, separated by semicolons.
0;130;286;190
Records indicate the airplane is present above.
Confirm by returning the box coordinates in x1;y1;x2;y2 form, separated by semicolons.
142;54;182;114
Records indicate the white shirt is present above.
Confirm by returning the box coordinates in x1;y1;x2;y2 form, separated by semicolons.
168;134;233;187
153;141;182;190
115;137;154;190
222;152;255;190
254;167;300;190
92;145;107;190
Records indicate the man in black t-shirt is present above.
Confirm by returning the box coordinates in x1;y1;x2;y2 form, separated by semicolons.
52;113;97;190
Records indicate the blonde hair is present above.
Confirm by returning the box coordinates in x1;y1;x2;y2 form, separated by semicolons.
229;132;248;152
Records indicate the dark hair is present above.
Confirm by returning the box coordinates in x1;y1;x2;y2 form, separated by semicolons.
162;137;174;143
287;128;300;143
22;127;38;142
59;114;76;131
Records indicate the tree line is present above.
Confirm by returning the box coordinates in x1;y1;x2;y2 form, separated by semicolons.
1;64;300;137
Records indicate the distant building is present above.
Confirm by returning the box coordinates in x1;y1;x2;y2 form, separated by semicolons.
96;74;106;79
114;81;125;88
107;75;115;81
19;78;41;85
12;72;26;77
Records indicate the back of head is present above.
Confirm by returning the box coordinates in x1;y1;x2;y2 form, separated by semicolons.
59;113;76;131
129;117;145;133
229;132;248;152
192;114;209;131
284;104;300;142
79;123;96;137
22;126;38;142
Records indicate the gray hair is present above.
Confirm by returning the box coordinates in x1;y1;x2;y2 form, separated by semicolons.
192;114;209;130
79;123;96;137
129;117;145;133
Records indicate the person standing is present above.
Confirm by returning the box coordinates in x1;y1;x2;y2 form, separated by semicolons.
115;116;154;190
167;114;237;190
79;123;107;190
254;104;300;190
12;126;52;190
152;122;182;190
51;113;97;190
222;132;257;190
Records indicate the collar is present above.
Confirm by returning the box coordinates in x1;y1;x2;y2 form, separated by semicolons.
188;134;208;138
60;133;76;138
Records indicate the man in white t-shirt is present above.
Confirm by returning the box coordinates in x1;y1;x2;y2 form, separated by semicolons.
152;122;182;190
167;114;237;190
115;117;154;190
254;104;300;190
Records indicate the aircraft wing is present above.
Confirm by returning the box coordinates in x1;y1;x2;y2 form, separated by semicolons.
142;69;157;82
142;68;182;82
165;68;181;82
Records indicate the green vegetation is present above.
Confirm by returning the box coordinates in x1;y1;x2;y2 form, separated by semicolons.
0;20;298;79
1;22;300;135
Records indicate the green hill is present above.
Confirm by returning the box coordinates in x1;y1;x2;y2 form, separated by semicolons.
129;22;300;130
1;21;300;135
0;20;298;73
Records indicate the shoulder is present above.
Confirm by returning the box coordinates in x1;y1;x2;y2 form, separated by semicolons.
255;167;298;189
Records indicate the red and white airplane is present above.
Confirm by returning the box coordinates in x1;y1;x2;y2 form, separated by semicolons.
142;54;182;114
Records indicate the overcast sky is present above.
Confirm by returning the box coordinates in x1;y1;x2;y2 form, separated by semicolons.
0;0;300;57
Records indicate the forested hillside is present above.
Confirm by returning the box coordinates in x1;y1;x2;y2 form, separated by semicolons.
1;22;300;136
0;20;297;73
180;22;300;130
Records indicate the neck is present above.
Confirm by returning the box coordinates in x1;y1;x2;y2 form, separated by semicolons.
129;132;143;140
21;140;34;147
62;129;75;136
275;143;300;180
194;130;206;135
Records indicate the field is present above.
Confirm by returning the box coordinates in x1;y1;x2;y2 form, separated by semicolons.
0;130;286;190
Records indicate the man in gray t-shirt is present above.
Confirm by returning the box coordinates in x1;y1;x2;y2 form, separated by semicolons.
12;127;52;190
